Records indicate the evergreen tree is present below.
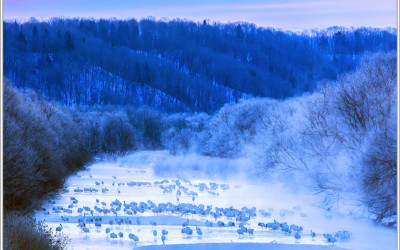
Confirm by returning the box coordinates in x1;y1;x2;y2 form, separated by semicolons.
33;25;38;36
236;24;244;41
133;61;142;82
64;31;74;50
17;31;26;43
143;62;152;83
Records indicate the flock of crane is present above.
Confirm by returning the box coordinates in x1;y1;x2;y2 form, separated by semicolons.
41;178;351;247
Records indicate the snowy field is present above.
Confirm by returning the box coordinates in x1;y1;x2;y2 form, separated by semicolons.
139;243;347;250
35;151;397;250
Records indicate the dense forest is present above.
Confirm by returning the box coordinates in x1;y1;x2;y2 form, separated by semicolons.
3;18;396;112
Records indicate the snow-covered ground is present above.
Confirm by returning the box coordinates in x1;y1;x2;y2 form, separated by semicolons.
139;243;347;250
35;151;397;250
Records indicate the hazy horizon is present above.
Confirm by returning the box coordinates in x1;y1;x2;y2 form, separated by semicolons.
3;0;397;31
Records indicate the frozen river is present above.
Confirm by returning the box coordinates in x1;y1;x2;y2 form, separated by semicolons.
35;151;397;249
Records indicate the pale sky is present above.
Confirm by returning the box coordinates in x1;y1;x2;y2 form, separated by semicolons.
3;0;397;30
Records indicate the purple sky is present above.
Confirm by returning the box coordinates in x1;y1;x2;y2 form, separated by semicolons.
3;0;397;30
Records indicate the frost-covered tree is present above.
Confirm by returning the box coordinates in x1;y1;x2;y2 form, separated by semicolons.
102;113;136;154
284;52;396;220
3;80;90;210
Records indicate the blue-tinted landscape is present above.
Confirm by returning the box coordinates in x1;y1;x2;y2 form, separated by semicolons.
2;1;397;249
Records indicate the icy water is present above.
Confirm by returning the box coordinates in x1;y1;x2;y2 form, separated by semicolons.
35;151;397;250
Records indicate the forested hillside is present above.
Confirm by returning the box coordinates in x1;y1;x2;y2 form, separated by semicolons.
3;18;396;112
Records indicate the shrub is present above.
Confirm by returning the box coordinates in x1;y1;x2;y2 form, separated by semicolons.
127;106;163;148
102;113;137;154
3;211;69;250
199;99;268;158
161;112;209;154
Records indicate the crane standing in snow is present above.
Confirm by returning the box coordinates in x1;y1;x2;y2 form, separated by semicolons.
110;232;117;241
153;229;157;240
161;235;166;244
56;224;63;235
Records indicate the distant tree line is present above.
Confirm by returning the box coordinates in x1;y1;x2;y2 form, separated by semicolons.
3;18;396;112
